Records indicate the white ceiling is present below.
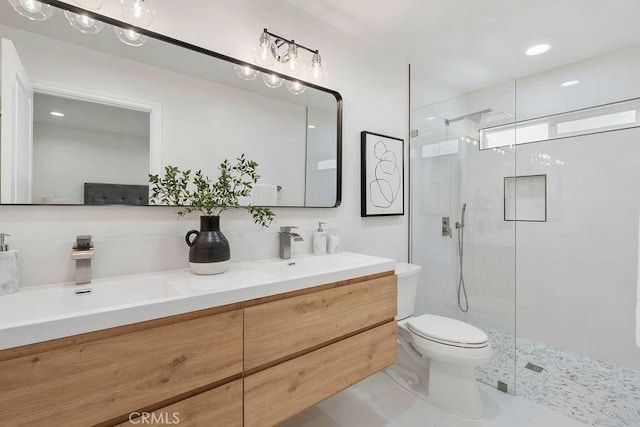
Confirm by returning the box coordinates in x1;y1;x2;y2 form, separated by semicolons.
284;0;640;93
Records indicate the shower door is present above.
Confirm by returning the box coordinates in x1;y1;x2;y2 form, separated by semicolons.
410;81;517;393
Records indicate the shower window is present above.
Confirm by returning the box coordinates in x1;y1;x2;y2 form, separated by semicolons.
480;97;640;149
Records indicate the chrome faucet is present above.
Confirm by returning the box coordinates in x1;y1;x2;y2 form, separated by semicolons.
71;235;94;285
279;226;303;259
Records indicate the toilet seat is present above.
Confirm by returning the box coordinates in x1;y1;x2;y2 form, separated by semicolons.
407;314;489;349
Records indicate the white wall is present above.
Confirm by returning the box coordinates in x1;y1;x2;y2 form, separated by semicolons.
32;122;149;204
2;0;408;287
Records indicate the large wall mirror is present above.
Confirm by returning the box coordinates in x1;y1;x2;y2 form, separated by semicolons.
0;0;342;207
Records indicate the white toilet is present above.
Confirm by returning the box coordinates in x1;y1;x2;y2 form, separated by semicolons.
387;263;493;420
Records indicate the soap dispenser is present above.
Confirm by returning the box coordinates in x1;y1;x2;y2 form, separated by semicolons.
0;233;19;295
312;222;327;256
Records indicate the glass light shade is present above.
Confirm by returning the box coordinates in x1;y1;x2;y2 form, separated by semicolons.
8;0;53;21
64;10;105;34
262;73;283;89
72;0;103;10
234;64;258;81
310;52;327;82
285;80;307;95
114;27;147;47
120;0;156;27
252;31;275;67
281;43;305;76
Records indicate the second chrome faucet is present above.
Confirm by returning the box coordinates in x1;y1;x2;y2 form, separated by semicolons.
279;226;303;259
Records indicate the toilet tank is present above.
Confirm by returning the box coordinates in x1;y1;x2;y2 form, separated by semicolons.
395;263;422;320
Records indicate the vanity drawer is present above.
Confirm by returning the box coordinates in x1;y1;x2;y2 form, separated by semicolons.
244;274;396;370
0;310;242;427
119;379;243;427
244;321;397;427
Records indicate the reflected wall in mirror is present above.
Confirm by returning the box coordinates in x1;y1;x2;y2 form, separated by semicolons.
0;0;342;207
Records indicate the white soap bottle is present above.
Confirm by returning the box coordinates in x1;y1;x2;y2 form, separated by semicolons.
0;233;19;296
312;222;327;256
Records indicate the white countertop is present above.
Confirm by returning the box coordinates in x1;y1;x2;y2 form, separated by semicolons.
0;252;395;350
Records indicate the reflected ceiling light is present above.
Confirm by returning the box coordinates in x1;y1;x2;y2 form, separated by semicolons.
49;111;65;117
560;80;580;87
64;10;105;34
307;124;316;129
262;73;283;89
72;0;102;10
8;0;53;21
234;64;258;80
120;0;155;27
114;27;147;46
525;44;550;56
285;80;306;95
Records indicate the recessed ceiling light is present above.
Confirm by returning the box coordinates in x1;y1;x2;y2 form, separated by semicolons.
525;44;551;56
49;111;65;117
307;124;316;129
560;80;580;87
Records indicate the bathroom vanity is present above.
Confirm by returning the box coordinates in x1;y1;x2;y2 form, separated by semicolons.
0;253;396;426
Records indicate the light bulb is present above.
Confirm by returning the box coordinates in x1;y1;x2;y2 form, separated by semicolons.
234;64;258;81
9;0;53;20
282;42;305;76
121;0;156;27
72;0;103;10
252;30;275;67
114;27;148;46
262;73;283;89
310;52;327;82
64;10;105;34
286;80;306;95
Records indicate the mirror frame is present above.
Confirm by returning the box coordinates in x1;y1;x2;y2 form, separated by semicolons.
7;0;343;208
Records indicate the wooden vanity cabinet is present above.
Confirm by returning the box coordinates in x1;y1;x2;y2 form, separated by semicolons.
0;271;396;426
0;309;243;427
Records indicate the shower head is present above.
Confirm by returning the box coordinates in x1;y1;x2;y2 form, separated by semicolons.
445;109;513;126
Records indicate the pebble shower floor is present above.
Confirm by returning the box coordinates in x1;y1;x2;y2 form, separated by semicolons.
475;329;640;426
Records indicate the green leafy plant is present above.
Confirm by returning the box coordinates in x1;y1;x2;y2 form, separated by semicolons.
149;154;275;227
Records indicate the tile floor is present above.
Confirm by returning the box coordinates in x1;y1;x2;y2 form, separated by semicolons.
281;372;588;427
476;329;640;426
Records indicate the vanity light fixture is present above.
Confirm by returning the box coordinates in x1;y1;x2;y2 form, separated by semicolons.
120;0;156;28
64;10;105;34
8;0;53;21
49;111;65;117
252;28;326;82
525;43;551;56
8;0;156;47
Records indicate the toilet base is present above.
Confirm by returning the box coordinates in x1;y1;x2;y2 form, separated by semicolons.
427;360;485;420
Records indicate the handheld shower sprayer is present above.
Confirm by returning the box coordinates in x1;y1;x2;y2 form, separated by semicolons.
456;203;467;229
456;202;469;312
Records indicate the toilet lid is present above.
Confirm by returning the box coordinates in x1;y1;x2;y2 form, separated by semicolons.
407;314;489;348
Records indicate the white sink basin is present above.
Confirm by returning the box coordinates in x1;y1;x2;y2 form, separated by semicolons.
0;252;395;350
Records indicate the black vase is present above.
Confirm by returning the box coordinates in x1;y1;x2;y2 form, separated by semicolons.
185;215;230;275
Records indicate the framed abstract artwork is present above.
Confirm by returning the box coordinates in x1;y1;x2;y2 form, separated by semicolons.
360;131;404;217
